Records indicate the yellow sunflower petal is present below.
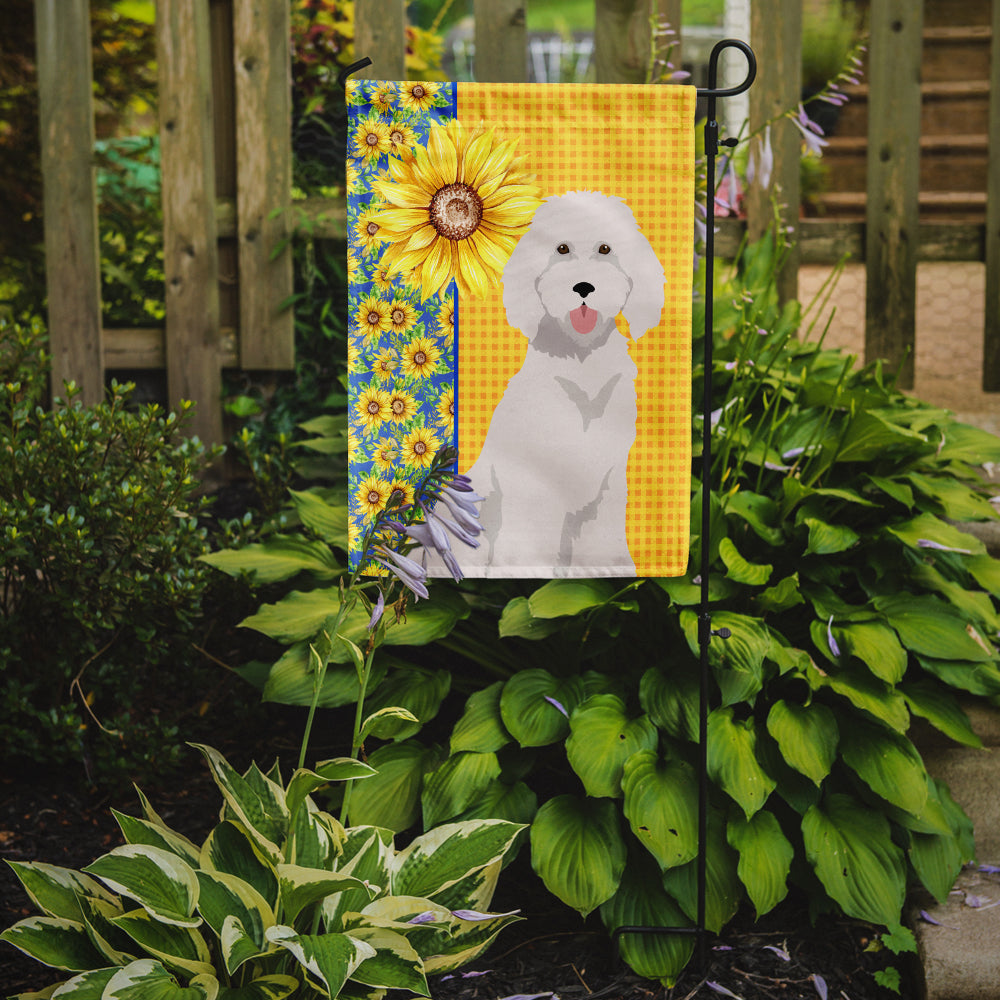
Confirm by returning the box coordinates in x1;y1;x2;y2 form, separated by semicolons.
458;130;494;186
480;182;541;207
403;223;439;254
421;238;454;300
469;229;514;274
466;137;519;190
379;182;432;210
456;240;493;299
426;124;459;189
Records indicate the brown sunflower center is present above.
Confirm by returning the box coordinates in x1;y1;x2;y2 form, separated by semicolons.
392;309;406;325
390;130;404;145
367;311;380;325
413;441;427;455
429;183;483;241
367;489;382;504
392;398;405;414
411;85;426;100
366;221;379;236
413;351;427;366
367;401;380;415
365;131;379;147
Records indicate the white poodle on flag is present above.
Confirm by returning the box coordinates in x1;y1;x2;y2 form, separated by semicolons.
462;190;666;577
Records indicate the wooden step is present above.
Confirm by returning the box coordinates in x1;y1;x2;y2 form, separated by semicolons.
922;0;992;28
822;134;989;193
922;25;993;83
814;190;987;222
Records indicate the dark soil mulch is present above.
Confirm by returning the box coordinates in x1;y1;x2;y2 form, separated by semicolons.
1;748;916;1000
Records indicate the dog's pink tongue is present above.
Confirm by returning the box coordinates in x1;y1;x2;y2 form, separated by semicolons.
570;303;598;334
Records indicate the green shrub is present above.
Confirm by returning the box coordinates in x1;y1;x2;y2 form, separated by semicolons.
210;232;1000;985
0;317;220;783
2;744;523;998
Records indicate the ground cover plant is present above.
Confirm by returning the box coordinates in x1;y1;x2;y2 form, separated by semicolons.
204;230;1000;987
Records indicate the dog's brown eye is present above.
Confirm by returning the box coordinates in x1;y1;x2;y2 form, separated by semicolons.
556;243;570;255
598;244;612;255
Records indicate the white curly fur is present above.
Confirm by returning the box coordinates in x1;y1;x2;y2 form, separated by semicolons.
445;191;666;577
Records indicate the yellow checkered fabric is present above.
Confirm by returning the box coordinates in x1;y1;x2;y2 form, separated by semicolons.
457;83;694;577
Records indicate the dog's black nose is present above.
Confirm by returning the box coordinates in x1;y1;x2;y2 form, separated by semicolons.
573;282;595;298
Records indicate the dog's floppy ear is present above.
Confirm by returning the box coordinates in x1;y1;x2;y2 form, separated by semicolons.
501;214;547;339
621;228;666;339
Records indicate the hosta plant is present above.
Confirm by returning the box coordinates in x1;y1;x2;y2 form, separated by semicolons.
1;744;523;999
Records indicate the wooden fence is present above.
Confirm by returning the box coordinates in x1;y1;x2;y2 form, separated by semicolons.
33;0;1000;445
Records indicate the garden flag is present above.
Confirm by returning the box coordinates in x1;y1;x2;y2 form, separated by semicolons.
347;80;695;578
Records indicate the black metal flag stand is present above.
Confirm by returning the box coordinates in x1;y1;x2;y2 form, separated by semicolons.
340;39;758;975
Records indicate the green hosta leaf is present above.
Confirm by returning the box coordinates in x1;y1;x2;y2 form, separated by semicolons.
453;779;538;827
200;536;341;584
499;670;584;747
599;853;694;987
363;667;451;740
5;862;118;923
621;751;698;870
727;811;793;918
190;746;287;862
835;621;907;684
265;926;375;998
639;664;699;742
802;793;906;926
111;909;214;978
347;740;442;832
909;827;965;905
277;865;374;925
910;562;1000;633
802;517;859;556
967;553;1000;597
886;512;985;557
103;959;218;1000
654;573;737;606
527;579;616;618
260;643;387;709
216;975;299;1000
866;474;914;509
83;846;200;928
724;490;784;546
839;718;929;816
530;795;626;917
765;700;838;786
0;916;107;971
835;410;927;463
718;537;772;585
200;822;278;910
288;489;349;547
906;473;998;522
565;695;658;798
901;680;982;748
661;810;741;933
497;597;564;639
421;751;502;828
345;926;428;994
195;871;273;974
916;655;1000;697
756;573;805;614
935;421;1000;464
392;820;524;901
240;590;342;644
707;707;776;818
680;610;770;706
809;661;910;732
112;812;201;868
874;594;995;662
450;682;511;754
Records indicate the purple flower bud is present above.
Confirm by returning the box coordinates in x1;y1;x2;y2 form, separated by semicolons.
375;545;429;600
407;911;437;925
367;590;385;630
544;695;569;718
827;616;841;658
812;974;828;1000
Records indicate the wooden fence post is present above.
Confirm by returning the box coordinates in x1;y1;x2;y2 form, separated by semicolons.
983;0;1000;390
233;0;294;370
354;0;407;80
864;0;923;389
594;0;654;84
746;0;801;305
474;0;526;83
34;0;104;405
157;0;223;445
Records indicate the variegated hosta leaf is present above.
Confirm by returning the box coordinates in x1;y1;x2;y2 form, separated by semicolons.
450;681;511;754
420;751;501;829
110;908;214;979
288;802;343;870
565;695;658;799
265;926;376;998
200;822;278;910
190;745;287;863
391;820;524;901
276;864;375;925
422;907;522;975
112;810;202;868
706;707;776;819
347;740;442;832
323;829;393;931
421;860;501;917
102;958;218;999
529;795;626;917
4;862;118;922
599;853;694;987
0;916;107;972
195;871;274;974
726;810;793;917
285;760;376;824
214;974;299;1000
802;793;906;926
621;751;699;871
499;669;585;747
765;700;838;786
661;810;742;934
83;846;200;928
77;894;136;966
344;926;429;995
46;966;118;997
838;718;929;817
